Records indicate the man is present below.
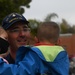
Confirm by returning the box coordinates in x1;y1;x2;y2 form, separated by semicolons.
0;21;69;75
1;13;31;63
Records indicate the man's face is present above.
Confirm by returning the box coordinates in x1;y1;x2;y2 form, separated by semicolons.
7;21;31;50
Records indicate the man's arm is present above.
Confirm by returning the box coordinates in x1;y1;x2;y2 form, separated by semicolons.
0;49;40;75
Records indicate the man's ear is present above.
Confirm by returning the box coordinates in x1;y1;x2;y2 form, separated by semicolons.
34;36;39;43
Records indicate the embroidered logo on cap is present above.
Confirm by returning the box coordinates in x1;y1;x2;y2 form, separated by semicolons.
12;14;16;17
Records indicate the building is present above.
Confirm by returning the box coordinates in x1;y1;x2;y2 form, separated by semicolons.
59;34;75;56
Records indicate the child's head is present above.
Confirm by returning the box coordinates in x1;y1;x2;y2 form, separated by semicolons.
37;22;60;44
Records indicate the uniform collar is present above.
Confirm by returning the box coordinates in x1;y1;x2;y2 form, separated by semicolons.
34;42;54;46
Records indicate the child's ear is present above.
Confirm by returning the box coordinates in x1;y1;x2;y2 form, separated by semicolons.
34;36;39;43
57;38;60;45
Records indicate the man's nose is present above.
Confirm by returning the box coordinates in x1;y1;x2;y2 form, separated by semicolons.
19;30;25;36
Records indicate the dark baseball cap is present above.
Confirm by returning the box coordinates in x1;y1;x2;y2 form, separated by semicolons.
2;13;29;30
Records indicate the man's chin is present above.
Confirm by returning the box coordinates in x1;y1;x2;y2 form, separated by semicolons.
18;44;26;47
17;42;28;46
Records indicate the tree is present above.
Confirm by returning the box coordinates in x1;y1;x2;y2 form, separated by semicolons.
28;19;41;36
44;13;58;22
44;13;74;34
60;19;71;33
70;25;75;33
0;0;32;24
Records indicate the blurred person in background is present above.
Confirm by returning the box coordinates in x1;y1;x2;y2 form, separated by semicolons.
0;27;9;54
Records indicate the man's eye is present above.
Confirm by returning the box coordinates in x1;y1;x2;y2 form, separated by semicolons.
9;28;31;33
23;29;28;31
24;28;30;32
10;29;19;32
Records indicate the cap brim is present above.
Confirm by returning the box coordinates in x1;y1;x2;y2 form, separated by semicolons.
5;19;29;29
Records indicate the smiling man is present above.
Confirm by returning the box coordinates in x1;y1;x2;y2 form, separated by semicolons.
1;13;31;64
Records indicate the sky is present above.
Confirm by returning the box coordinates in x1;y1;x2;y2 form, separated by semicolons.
23;0;75;25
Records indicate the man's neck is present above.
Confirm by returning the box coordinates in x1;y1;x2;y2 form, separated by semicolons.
9;49;17;60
